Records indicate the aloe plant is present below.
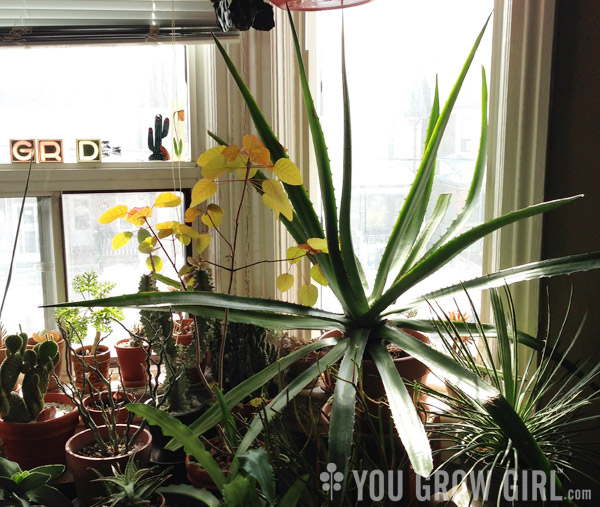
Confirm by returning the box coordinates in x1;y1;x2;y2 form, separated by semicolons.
52;12;600;504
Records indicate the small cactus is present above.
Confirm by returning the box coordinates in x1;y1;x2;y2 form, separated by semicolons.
0;334;58;423
148;114;170;161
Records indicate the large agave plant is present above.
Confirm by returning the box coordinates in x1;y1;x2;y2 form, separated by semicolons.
53;11;600;503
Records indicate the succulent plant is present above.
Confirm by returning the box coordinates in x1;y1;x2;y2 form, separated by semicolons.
0;333;58;423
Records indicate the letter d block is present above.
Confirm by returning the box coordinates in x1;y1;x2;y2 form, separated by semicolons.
38;140;63;163
76;139;101;162
10;139;36;162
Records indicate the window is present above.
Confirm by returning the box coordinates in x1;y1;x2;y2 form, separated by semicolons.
313;0;493;313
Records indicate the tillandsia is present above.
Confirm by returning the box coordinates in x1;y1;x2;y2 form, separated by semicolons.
51;11;600;505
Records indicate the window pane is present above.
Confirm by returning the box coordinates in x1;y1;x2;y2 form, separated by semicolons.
61;191;186;347
315;0;492;314
0;45;189;163
0;197;45;333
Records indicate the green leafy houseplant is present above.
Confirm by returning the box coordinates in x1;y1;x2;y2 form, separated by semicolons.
52;12;600;504
423;288;600;505
90;453;171;507
0;456;72;507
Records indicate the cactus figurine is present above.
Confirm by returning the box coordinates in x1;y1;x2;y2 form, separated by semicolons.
0;333;59;423
148;114;170;161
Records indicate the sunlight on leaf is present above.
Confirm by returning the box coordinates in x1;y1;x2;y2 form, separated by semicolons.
310;264;329;286
146;255;163;272
243;134;271;167
154;192;182;208
202;204;224;229
156;221;176;230
307;237;329;254
197;145;225;167
201;154;227;180
235;165;258;181
176;224;201;239
276;273;295;292
137;229;152;243
196;233;211;254
299;283;318;307
191;179;218;207
222;144;241;162
126;206;152;226
158;230;173;239
112;232;132;250
262;180;293;221
286;246;307;264
99;205;127;224
273;158;303;185
185;208;202;223
138;236;157;254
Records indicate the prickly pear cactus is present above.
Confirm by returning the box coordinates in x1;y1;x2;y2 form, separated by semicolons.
0;334;58;423
148;114;170;161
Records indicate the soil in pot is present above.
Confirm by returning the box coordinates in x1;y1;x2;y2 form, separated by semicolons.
115;338;149;388
65;424;152;507
83;390;134;427
0;392;79;470
72;344;111;390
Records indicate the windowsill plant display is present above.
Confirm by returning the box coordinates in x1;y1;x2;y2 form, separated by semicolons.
50;10;600;506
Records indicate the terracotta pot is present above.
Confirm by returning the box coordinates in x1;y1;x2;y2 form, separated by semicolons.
83;390;134;427
0;392;79;469
27;336;65;392
72;344;111;390
185;439;229;491
115;338;149;388
65;424;152;507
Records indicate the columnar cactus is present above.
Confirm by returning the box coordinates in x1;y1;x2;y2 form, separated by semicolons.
0;333;59;423
148;114;170;161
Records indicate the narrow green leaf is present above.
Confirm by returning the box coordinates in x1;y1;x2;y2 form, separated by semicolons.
366;196;582;320
236;339;348;455
165;336;341;451
490;289;515;404
328;328;368;504
371;17;491;300
279;475;308;507
159;484;220;507
126;403;226;490
153;272;182;290
369;340;433;477
239;448;276;505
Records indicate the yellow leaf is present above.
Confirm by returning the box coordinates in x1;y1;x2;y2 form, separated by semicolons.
235;165;257;181
185;208;202;223
176;234;192;246
201;154;226;180
156;221;176;230
197;145;225;167
154;192;182;208
299;283;318;307
307;237;329;254
146;255;163;272
243;134;271;166
158;229;173;239
112;232;133;250
262;180;293;221
201;204;224;229
176;224;201;239
222;145;241;162
99;205;128;225
276;273;295;292
273;159;303;185
286;246;306;264
126;207;153;226
310;264;329;286
138;236;157;254
196;233;211;254
191;178;218;207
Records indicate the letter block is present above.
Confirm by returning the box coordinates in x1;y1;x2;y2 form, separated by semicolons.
38;140;63;163
10;139;36;163
76;139;102;162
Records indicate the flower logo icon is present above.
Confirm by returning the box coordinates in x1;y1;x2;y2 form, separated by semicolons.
320;463;344;500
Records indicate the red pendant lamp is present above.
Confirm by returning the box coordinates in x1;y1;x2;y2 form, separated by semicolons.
271;0;373;11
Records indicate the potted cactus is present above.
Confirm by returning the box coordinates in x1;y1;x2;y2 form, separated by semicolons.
0;333;79;469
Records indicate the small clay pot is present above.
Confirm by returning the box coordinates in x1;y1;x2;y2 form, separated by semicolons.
83;390;134;427
65;424;152;507
0;392;79;470
115;338;149;388
72;344;111;390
